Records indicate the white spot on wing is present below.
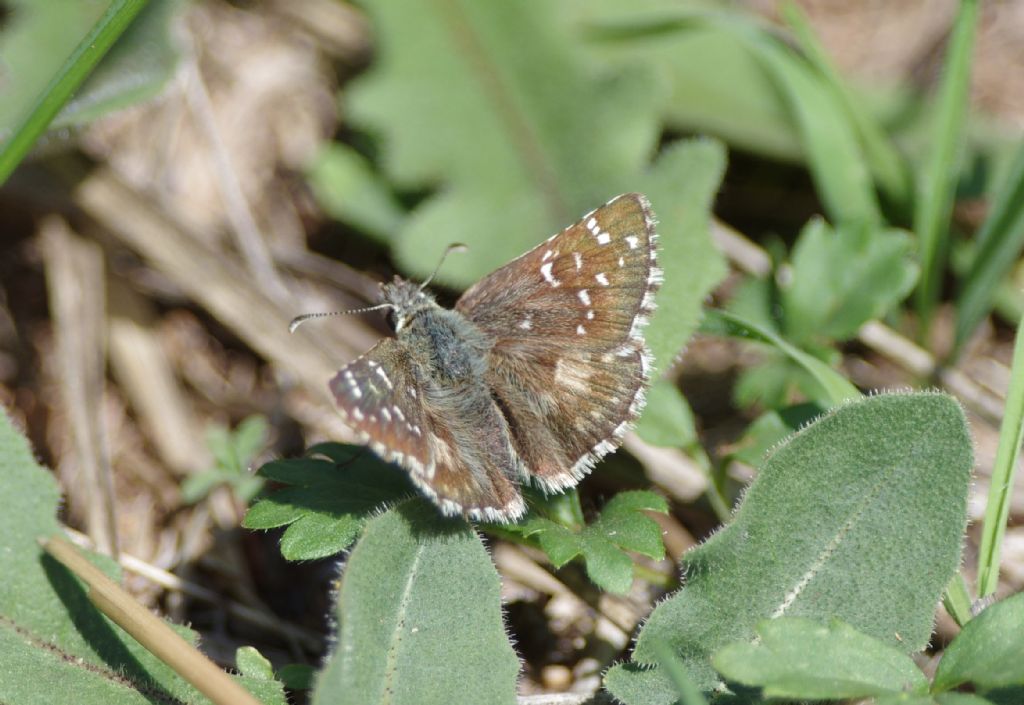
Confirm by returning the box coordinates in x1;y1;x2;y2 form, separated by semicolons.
597;232;611;245
374;366;393;389
626;235;639;249
540;261;561;287
595;272;609;286
576;324;586;336
573;252;583;270
578;289;591;305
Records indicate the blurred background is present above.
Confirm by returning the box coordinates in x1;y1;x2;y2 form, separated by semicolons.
3;0;1024;698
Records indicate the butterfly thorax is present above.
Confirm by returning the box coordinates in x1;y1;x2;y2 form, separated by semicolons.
382;277;490;386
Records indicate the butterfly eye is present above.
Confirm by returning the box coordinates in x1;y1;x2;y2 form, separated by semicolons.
385;308;399;331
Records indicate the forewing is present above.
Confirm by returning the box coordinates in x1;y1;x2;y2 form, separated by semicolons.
455;193;660;489
331;339;525;522
456;192;660;353
329;339;432;477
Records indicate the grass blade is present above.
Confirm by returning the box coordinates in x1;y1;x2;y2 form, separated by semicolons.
953;141;1024;357
650;638;709;705
0;0;150;185
977;313;1024;597
912;0;979;338
781;2;912;210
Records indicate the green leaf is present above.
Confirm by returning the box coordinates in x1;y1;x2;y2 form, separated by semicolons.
236;646;275;681
985;688;1024;705
729;403;824;467
639;138;728;375
954;141;1024;356
781;2;912;208
782;218;917;344
242;445;415;560
702;308;861;406
0;0;156;183
185;414;269;504
635;379;697;447
606;392;972;701
513;490;668;594
0;408;288;703
51;0;183;129
742;26;880;226
345;1;728;375
913;0;980;335
588;8;882;224
875;695;995;705
934;592;1024;693
712;617;929;699
306;142;405;242
313;500;518;705
650;638;709;705
578;7;804;160
180;470;229;505
277;664;315;691
349;0;661;283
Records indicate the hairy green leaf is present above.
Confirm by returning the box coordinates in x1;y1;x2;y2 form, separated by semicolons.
934;592;1024;693
0;408;285;704
577;6;804;160
639;139;727;375
730;403;824;468
243;444;415;560
306;142;405;243
314;500;518;705
782;219;917;344
713;617;928;699
635;376;696;448
650;638;709;705
606;392;972;702
350;0;658;282
513;490;668;594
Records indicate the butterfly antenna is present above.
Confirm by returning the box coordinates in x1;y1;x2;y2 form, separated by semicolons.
417;243;469;292
289;303;393;333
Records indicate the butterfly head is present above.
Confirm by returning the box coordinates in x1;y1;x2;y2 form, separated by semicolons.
380;276;437;332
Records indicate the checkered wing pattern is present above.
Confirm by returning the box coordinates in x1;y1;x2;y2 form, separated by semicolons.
456;193;660;490
330;339;525;521
329;340;431;475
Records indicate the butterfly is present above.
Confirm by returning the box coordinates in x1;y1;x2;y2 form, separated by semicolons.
327;193;660;522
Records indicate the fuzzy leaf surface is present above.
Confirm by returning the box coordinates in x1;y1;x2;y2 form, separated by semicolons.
512;490;668;594
782;218;918;344
313;500;518;705
712;617;928;700
0;408;285;704
934;591;1024;693
606;392;972;702
243;443;415;560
